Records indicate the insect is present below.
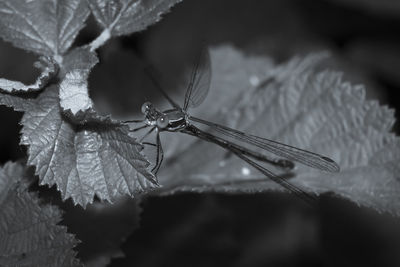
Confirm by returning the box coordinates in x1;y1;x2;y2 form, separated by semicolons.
126;48;340;203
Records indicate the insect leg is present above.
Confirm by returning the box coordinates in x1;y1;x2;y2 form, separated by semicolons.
129;124;148;132
151;132;161;173
124;119;145;123
154;132;164;175
139;127;156;142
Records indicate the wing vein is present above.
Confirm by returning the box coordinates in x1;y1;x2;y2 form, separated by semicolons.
189;116;340;172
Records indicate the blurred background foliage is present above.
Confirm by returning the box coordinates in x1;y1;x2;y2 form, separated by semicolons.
1;0;400;266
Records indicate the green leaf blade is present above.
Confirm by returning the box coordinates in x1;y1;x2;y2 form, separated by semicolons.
88;0;182;36
0;56;57;93
0;162;82;267
0;93;35;112
157;45;400;216
20;86;157;207
59;47;99;115
0;0;90;56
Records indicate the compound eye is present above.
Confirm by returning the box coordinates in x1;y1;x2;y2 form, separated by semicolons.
141;101;152;114
156;114;169;129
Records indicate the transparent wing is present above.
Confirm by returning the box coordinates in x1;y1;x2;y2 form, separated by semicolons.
232;147;317;204
183;48;212;111
189;116;340;173
182;125;317;205
144;65;181;109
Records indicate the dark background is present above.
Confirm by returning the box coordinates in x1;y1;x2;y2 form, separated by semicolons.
1;0;400;266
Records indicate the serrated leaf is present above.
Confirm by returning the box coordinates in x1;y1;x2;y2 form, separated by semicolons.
20;85;157;207
59;47;98;115
156;45;400;216
88;0;182;36
0;92;35;112
0;0;90;56
0;56;57;93
60;70;93;113
0;162;82;267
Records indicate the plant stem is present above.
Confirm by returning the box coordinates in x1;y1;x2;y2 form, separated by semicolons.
89;28;111;52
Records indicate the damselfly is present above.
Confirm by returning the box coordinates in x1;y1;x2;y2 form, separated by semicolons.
126;48;340;203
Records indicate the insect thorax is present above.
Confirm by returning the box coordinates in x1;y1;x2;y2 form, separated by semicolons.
163;109;188;131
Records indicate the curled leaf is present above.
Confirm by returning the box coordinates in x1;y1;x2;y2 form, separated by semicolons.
20;86;157;207
157;46;400;216
0;91;35;112
60;70;94;114
0;56;57;93
0;0;90;57
0;162;82;267
59;47;99;116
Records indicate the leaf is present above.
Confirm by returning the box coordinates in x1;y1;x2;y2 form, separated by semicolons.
0;162;82;267
0;0;90;56
0;92;35;112
159;46;275;158
20;85;157;207
0;56;57;93
156;45;400;216
59;47;98;115
88;0;182;36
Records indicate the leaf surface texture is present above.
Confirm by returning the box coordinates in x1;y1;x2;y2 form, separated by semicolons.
0;162;82;267
158;46;400;215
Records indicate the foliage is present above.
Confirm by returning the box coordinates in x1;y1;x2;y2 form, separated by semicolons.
0;0;182;206
157;46;400;216
0;0;399;265
0;162;81;267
